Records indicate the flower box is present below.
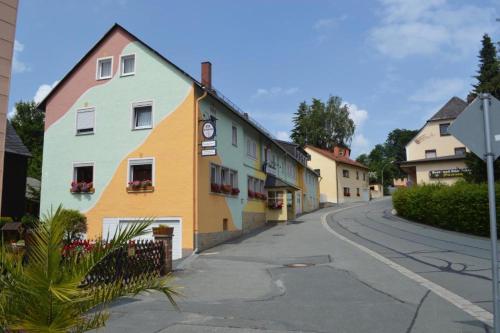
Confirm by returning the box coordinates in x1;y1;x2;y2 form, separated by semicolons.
127;185;154;193
211;183;221;193
231;188;240;196
221;184;233;194
248;190;256;198
70;181;95;194
127;180;154;193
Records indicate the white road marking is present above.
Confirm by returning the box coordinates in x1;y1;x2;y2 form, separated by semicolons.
321;206;493;328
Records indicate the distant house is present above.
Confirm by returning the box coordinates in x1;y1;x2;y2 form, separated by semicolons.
305;145;369;204
400;97;470;185
2;121;31;219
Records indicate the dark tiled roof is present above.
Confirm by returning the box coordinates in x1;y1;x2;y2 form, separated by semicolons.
306;145;369;170
1;222;23;231
428;97;467;122
5;122;31;157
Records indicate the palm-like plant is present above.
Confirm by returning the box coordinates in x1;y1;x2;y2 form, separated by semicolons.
0;206;179;332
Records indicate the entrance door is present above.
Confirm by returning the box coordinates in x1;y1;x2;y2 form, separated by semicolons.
295;190;302;215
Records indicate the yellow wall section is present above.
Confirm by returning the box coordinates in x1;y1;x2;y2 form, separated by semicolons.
85;89;195;249
197;154;238;233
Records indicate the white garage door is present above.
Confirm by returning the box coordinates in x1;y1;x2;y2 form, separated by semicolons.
102;217;182;260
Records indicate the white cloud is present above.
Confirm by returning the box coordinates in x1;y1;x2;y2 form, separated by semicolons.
370;0;498;59
12;40;30;73
275;131;290;141
313;15;347;44
343;102;369;128
410;77;468;103
252;87;299;99
7;107;16;119
351;133;371;156
34;81;59;104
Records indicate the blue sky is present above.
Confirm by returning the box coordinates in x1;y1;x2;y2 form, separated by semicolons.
8;0;500;157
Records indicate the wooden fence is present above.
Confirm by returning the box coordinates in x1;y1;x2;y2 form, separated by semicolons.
82;240;166;287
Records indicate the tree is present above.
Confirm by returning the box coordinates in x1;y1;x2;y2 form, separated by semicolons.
10;100;45;179
465;34;500;182
473;34;500;99
384;128;419;178
59;208;87;244
0;206;178;332
290;96;355;149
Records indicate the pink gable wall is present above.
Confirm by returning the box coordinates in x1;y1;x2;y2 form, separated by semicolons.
45;29;135;130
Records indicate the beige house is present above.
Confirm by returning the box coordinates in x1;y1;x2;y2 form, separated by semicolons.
0;0;19;213
305;145;369;204
400;97;470;185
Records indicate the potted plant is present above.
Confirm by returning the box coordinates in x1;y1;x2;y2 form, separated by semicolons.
152;224;174;236
128;180;141;190
211;183;221;193
80;182;93;193
268;200;283;209
221;184;232;194
141;180;152;188
248;190;255;198
231;188;240;196
70;181;80;193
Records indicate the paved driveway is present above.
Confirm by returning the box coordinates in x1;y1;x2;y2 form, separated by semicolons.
97;201;489;332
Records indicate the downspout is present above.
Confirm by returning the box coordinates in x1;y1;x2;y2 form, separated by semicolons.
193;89;208;254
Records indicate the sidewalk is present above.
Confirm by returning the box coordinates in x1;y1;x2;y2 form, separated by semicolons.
96;204;487;333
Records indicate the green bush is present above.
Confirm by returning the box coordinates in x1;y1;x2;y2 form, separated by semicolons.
21;214;39;228
393;181;500;237
59;209;87;244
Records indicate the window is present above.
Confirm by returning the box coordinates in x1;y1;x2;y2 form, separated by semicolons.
120;54;135;76
73;163;93;183
246;137;257;159
133;102;153;130
363;172;366;181
76;108;95;135
268;191;284;208
339;148;345;156
343;169;349;178
455;147;466;156
425;149;437;158
356;171;359;180
97;57;112;80
247;176;264;197
210;163;239;195
439;123;450;136
232;126;238;146
343;187;350;197
357;188;360;197
128;158;154;184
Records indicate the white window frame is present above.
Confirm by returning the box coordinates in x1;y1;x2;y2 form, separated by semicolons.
131;100;154;130
72;162;95;182
96;56;113;80
230;170;238;188
210;163;220;185
127;157;155;186
75;107;95;135
120;53;136;77
246;136;257;160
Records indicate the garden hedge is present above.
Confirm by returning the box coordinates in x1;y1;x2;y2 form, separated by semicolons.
392;181;500;237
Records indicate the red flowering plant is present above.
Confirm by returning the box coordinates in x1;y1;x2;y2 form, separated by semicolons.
231;188;240;196
62;239;94;258
221;184;232;194
128;180;142;189
248;190;255;198
268;200;283;209
211;183;221;193
71;181;94;193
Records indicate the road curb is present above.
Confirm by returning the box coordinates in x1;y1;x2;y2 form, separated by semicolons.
321;205;494;328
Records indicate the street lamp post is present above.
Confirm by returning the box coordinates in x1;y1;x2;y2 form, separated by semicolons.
380;160;394;196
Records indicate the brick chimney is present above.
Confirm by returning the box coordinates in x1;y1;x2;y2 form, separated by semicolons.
201;61;212;90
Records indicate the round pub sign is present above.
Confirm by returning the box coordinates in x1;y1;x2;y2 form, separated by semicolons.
202;120;216;140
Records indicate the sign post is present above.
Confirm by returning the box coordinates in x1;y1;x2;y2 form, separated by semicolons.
482;94;500;333
449;93;500;332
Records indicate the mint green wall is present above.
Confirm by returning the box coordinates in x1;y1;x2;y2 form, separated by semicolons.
40;41;192;215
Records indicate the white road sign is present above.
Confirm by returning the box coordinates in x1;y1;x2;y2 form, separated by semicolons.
449;96;500;160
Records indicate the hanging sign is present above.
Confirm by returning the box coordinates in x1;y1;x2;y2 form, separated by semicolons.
202;120;216;140
202;140;216;148
201;149;217;157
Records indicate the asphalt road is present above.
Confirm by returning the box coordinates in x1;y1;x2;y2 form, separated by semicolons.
328;198;496;315
96;201;491;333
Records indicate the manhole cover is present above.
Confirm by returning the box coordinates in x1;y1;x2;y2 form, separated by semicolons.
284;263;314;268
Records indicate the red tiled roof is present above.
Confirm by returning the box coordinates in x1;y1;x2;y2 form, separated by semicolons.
306;145;369;169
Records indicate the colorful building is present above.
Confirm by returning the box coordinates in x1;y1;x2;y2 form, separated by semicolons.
400;97;470;185
305;145;369;204
38;24;320;259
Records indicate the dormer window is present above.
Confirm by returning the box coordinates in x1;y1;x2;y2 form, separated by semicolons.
120;54;135;76
97;57;113;80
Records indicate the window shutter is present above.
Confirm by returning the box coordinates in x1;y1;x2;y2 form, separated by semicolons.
77;109;95;131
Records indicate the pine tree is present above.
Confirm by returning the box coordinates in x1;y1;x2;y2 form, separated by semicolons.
473;34;500;98
290;101;309;146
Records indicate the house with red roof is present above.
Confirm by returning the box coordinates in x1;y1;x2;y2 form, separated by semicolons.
305;145;369;204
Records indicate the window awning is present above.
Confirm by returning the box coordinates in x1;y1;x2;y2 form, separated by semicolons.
265;174;300;191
